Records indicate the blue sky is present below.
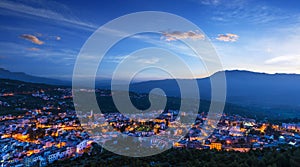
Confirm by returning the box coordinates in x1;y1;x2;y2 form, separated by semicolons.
1;0;300;81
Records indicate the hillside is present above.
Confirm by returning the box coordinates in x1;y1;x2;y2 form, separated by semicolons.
0;68;70;86
1;78;299;120
128;70;300;110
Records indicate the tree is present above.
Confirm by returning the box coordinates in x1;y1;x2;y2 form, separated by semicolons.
290;149;300;167
27;127;35;140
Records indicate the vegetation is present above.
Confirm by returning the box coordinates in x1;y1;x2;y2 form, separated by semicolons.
51;146;300;167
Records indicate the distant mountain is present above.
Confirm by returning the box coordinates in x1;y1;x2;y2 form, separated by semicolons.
1;69;300;119
128;70;300;109
0;68;70;86
2;67;300;110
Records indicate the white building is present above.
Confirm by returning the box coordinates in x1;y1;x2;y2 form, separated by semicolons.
48;152;60;163
76;140;88;154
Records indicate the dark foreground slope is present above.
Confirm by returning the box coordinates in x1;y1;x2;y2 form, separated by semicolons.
51;146;300;167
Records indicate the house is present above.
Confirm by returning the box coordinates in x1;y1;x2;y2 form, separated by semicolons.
66;147;76;157
39;157;47;167
210;143;222;151
76;140;88;154
48;152;60;163
173;140;188;148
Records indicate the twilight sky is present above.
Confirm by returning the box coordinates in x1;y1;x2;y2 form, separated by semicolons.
1;0;300;81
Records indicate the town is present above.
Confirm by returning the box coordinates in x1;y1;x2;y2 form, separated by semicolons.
0;80;300;166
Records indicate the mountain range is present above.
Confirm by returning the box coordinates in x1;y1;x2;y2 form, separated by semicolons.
1;68;300;110
128;70;300;109
0;68;70;86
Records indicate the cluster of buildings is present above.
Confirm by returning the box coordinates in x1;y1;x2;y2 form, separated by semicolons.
1;85;300;166
282;123;300;131
173;113;300;152
82;109;300;153
0;88;93;167
0;109;94;167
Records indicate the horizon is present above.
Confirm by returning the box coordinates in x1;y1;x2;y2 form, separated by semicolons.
3;67;300;84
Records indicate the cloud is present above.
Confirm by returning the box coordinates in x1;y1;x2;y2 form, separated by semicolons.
135;57;160;65
103;55;128;63
216;33;239;42
134;33;214;60
20;34;44;45
0;0;97;31
161;31;205;41
264;55;300;65
104;55;160;65
194;0;245;7
206;1;295;25
199;0;221;5
56;36;61;40
37;33;61;41
27;47;40;51
35;32;42;37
